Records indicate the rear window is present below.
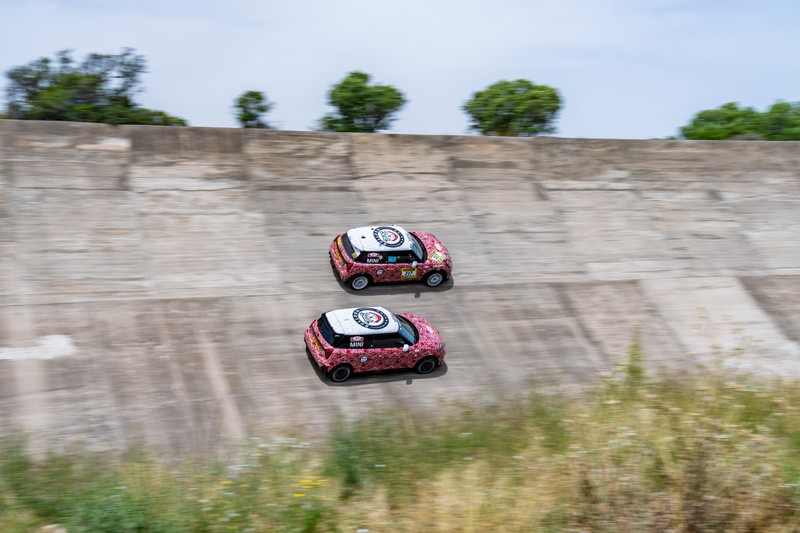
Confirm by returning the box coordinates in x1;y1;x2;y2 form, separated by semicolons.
317;314;335;345
341;233;361;260
319;314;347;347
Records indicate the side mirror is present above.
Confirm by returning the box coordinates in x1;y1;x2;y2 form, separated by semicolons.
412;261;418;268
402;344;409;352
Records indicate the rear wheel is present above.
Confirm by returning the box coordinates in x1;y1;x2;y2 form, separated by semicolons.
415;356;437;375
424;271;444;287
349;274;370;290
330;364;353;383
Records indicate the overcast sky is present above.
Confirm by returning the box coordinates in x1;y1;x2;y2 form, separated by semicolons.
1;0;798;138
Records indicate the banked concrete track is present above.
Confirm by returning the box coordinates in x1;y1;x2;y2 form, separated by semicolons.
1;120;799;453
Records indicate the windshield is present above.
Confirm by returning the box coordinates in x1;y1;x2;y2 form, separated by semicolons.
397;316;418;345
409;233;426;262
341;233;361;260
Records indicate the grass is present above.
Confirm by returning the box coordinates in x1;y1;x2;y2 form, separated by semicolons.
2;348;800;532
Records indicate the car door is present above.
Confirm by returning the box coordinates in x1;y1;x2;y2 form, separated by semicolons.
385;252;419;282
366;332;411;370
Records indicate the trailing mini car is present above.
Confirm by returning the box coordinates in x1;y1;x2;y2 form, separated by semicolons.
329;225;452;290
304;306;446;382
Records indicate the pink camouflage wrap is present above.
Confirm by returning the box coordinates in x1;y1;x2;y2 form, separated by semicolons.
329;230;452;287
305;312;446;376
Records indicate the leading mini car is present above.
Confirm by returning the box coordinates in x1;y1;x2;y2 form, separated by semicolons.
329;225;452;290
304;306;446;382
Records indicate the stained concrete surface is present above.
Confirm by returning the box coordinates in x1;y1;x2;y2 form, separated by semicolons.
0;120;799;453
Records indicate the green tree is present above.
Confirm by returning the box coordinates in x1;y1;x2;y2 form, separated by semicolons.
4;49;187;125
463;79;561;137
678;101;800;140
234;90;273;128
320;71;405;133
760;101;800;140
679;102;763;140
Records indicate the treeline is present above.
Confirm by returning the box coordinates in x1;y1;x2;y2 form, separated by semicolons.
680;101;800;140
3;49;186;126
3;49;799;140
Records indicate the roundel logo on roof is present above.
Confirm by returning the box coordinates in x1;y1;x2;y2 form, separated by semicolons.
352;307;390;330
373;226;404;248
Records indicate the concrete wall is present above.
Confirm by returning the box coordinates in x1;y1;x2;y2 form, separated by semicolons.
1;120;799;453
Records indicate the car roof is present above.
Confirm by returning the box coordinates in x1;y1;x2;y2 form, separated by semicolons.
346;225;414;253
324;306;400;336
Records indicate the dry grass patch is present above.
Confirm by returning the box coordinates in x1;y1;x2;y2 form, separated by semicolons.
1;345;799;531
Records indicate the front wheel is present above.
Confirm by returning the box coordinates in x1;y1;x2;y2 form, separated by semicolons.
414;356;437;375
330;364;353;383
423;271;444;287
349;274;370;291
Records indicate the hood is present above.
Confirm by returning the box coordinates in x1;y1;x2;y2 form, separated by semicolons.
401;313;444;346
413;231;451;263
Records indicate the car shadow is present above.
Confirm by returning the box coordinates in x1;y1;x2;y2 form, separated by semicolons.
306;347;448;386
330;265;455;296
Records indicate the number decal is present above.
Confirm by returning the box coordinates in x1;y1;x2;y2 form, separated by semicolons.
401;268;418;279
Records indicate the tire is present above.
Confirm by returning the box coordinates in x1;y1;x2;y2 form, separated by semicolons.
330;364;353;383
424;271;444;287
349;274;370;291
415;356;437;375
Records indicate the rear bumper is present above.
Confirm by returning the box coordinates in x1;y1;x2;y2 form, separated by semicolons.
304;325;328;370
329;238;348;281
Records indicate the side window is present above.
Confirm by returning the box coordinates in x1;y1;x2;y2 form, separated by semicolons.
387;253;415;264
371;333;405;349
359;252;385;264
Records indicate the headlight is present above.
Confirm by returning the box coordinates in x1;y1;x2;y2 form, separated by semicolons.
445;259;452;268
438;342;443;350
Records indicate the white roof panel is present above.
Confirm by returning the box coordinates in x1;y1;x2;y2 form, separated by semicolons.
324;307;400;336
346;225;414;253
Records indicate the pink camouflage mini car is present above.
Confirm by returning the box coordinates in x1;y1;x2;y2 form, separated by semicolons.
329;225;452;290
304;306;446;382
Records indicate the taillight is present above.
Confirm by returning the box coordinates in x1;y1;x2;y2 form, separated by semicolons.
324;348;333;358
